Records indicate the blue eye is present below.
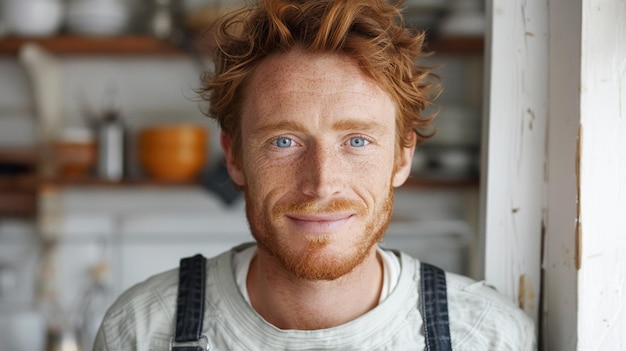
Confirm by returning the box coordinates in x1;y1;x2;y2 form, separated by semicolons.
349;137;369;147
273;137;294;148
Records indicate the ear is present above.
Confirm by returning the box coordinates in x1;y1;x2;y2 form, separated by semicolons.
220;132;245;187
392;135;416;187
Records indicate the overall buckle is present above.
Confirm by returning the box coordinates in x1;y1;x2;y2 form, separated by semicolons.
169;335;209;350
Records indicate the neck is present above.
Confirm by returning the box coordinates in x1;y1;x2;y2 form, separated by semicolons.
247;247;383;330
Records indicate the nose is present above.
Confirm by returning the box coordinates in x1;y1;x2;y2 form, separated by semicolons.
300;143;343;199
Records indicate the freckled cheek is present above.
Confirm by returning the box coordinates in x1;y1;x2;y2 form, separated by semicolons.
342;157;395;199
244;158;295;196
360;157;395;195
356;154;395;179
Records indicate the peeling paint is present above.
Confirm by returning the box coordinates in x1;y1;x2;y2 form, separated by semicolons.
527;108;536;130
518;274;536;311
586;253;603;260
518;274;526;309
537;220;546;348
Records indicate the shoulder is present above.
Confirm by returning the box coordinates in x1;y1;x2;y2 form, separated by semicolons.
105;249;234;314
94;251;231;351
113;267;180;312
94;267;178;350
396;253;535;351
445;272;536;351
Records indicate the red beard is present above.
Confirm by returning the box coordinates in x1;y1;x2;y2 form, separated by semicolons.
245;189;394;280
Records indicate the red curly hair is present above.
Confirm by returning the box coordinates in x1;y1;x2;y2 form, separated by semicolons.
199;0;439;164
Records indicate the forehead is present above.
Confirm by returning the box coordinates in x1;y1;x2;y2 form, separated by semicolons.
248;50;375;93
241;49;395;123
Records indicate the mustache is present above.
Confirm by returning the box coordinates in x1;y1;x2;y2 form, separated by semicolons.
271;198;367;217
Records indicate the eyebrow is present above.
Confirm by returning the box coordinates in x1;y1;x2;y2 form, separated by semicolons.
332;119;387;133
252;121;308;136
252;119;388;136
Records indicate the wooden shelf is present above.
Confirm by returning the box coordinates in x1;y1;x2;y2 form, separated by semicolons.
0;34;481;56
0;191;36;218
403;177;479;190
0;148;38;164
429;36;484;54
0;149;481;191
0;175;37;191
39;177;202;188
33;175;477;190
0;148;38;217
0;35;185;56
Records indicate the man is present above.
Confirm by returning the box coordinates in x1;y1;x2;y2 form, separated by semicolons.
94;0;535;350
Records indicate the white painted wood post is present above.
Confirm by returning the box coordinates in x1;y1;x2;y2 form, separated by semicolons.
575;1;626;349
482;0;548;328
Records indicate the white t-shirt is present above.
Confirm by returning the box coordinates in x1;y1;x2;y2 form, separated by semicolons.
94;244;536;350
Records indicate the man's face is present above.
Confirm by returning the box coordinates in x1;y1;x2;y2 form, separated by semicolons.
222;49;414;280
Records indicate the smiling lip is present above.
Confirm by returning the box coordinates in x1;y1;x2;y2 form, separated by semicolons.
286;213;354;233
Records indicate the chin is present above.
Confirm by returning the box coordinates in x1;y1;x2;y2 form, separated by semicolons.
280;239;371;280
290;255;361;281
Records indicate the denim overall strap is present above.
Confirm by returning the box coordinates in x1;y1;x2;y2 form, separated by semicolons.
171;254;209;351
420;262;452;351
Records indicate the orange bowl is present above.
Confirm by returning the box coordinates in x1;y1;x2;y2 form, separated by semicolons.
137;124;209;182
138;124;207;148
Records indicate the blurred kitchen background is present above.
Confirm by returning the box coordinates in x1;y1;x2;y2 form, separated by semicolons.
0;0;484;349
